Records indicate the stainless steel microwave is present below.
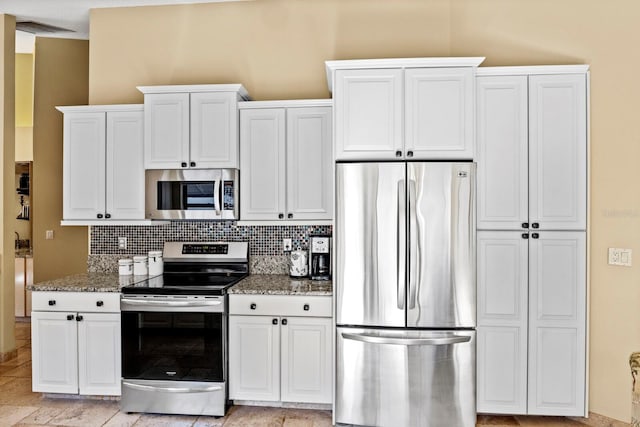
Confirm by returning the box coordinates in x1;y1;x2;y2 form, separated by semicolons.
145;169;239;220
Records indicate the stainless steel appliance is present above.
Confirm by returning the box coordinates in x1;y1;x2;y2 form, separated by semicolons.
309;234;331;280
335;162;476;427
145;169;239;220
120;241;248;417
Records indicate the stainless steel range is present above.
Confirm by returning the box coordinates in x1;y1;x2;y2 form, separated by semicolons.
120;241;248;417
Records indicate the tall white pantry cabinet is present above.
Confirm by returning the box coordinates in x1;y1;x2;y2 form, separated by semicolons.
475;66;588;416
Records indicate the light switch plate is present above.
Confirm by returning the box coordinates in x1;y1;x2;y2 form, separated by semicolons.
45;230;54;240
118;237;127;249
608;248;632;266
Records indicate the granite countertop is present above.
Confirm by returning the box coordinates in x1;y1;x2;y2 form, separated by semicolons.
28;273;149;293
229;274;332;296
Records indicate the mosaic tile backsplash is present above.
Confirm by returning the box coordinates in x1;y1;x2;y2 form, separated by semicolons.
90;222;332;256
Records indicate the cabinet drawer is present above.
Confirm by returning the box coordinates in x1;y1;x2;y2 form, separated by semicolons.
230;294;331;317
32;292;120;312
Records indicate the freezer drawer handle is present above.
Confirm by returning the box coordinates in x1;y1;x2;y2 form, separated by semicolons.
341;332;471;346
122;381;222;394
121;298;222;307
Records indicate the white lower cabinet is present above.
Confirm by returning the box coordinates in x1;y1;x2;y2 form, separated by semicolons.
477;231;586;416
31;292;121;396
229;295;332;404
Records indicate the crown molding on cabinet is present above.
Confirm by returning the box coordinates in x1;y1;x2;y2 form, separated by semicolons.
55;104;143;113
238;99;332;109
137;84;250;100
324;57;486;92
476;65;590;76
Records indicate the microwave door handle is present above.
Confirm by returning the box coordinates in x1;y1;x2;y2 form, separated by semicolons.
214;179;221;215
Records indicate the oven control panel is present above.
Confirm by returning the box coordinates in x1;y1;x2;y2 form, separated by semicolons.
182;244;228;255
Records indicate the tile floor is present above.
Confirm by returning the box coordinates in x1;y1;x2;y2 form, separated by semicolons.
0;322;625;427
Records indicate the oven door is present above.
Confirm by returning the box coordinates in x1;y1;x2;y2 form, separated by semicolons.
145;169;239;220
120;295;228;416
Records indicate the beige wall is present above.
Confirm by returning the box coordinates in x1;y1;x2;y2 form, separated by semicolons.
0;15;15;356
89;0;634;422
32;37;89;282
15;53;33;162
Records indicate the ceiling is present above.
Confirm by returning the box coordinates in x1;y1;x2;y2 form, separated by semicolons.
3;0;243;52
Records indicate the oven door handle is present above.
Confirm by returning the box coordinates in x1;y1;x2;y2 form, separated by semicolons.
122;381;222;394
121;298;222;308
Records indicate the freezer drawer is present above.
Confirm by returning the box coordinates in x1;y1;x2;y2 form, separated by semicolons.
336;327;476;427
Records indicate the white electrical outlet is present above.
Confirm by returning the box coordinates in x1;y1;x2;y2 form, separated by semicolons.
608;248;632;266
118;237;128;250
283;238;292;252
45;230;54;240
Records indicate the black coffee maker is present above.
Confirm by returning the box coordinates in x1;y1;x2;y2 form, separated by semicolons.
309;234;331;280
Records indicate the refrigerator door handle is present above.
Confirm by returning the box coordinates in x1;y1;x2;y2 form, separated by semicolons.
397;180;406;309
341;332;471;346
408;179;418;309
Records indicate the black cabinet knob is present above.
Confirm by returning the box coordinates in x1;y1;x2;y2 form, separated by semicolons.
190;161;196;167
282;319;288;326
521;222;529;229
532;233;539;239
272;318;278;325
66;314;74;321
531;223;539;229
105;214;111;219
48;300;56;306
278;213;284;219
287;213;293;219
407;151;414;157
96;301;104;307
395;150;402;158
303;304;310;311
76;315;84;322
97;213;103;219
181;162;187;168
250;303;257;310
522;233;529;239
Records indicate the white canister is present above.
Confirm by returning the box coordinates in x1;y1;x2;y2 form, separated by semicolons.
133;255;148;276
118;259;133;276
289;249;309;277
148;250;164;276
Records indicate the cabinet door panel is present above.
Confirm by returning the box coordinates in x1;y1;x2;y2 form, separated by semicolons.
281;317;332;404
286;107;333;220
229;315;280;401
529;74;587;230
528;231;586;416
477;326;527;414
31;312;78;393
63;112;106;220
191;92;238;168
476;231;528;414
106;111;144;220
240;109;286;220
144;93;189;169
476;76;528;229
334;69;403;160
78;313;121;396
405;67;474;159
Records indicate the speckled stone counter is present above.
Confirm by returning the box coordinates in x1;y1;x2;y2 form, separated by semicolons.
27;273;149;293
229;275;332;296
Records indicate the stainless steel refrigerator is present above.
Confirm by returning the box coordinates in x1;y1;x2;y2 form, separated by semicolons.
335;162;476;427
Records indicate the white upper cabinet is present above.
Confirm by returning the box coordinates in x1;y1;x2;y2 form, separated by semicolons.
240;100;332;221
138;84;249;169
326;58;484;160
529;74;587;230
405;67;474;158
476;76;529;230
58;105;145;223
476;70;587;231
333;68;403;160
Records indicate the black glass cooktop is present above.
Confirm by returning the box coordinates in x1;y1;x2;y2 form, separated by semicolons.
121;269;248;296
